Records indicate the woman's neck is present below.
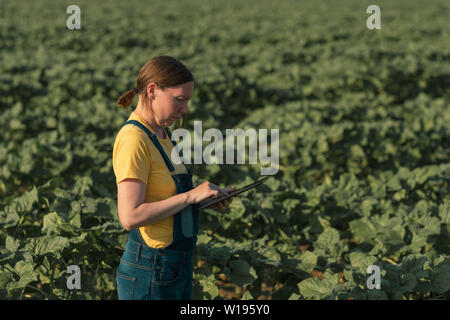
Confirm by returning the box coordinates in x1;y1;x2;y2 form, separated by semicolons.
134;102;166;139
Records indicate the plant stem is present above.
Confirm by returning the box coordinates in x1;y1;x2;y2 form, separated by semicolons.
26;285;51;300
382;257;398;265
19;287;25;300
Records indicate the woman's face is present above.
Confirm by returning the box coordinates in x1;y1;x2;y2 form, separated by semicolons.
149;81;194;127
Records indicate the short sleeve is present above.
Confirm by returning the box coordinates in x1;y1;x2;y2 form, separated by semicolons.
113;129;151;185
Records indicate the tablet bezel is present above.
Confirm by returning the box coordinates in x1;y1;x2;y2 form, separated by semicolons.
198;176;271;210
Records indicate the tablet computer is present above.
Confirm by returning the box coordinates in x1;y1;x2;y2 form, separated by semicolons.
198;176;271;210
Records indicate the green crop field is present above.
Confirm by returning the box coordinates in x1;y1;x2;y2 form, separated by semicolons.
0;0;449;300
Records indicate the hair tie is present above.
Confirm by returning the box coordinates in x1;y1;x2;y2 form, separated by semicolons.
133;88;138;93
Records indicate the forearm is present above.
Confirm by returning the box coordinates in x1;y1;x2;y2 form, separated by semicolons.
127;192;193;230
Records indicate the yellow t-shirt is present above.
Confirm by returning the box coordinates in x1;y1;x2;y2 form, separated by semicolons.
112;111;188;248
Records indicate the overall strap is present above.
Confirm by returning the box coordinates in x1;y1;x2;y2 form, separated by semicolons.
164;127;178;151
122;120;175;172
164;127;192;174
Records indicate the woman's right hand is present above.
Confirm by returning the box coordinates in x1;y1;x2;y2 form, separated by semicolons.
186;181;236;204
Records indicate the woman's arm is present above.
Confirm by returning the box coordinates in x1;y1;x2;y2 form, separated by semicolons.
117;178;235;231
117;178;192;231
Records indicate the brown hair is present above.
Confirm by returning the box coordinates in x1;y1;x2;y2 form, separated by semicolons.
116;56;194;128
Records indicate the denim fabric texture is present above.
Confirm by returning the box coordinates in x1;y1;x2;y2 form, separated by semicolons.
117;232;195;300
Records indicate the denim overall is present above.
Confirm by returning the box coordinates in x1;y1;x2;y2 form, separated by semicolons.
116;120;199;300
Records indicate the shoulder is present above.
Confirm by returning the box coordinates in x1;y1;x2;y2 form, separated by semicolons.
113;125;153;157
115;124;152;145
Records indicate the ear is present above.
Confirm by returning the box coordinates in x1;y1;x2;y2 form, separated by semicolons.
146;82;158;99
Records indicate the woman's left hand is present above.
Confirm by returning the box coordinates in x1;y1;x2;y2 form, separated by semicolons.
209;187;236;211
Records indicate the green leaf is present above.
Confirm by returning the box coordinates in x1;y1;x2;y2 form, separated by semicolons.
288;293;301;300
397;273;417;294
42;212;77;235
95;273;115;291
0;270;13;288
360;198;377;217
298;278;331;299
225;259;257;287
369;180;386;198
38;257;52;285
0;252;15;264
5;236;20;253
69;232;88;244
297;251;318;273
335;190;352;204
298;271;340;300
199;274;219;300
21;235;70;256
343;269;354;284
4;187;39;215
413;200;428;217
250;245;281;267
316;228;340;248
315;227;347;258
197;234;212;245
367;290;388;300
351;145;365;159
386;176;402;191
241;290;253;300
400;255;426;274
409;233;427;252
374;216;405;244
396;167;411;181
418;216;441;237
428;259;450;294
349;252;378;274
72;176;93;197
208;246;233;266
438;202;450;224
0;212;19;228
317;137;328;153
7;260;38;290
229;198;246;219
82;198;98;215
37;177;64;196
349;218;377;242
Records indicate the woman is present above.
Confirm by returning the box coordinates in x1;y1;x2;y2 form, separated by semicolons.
113;55;235;300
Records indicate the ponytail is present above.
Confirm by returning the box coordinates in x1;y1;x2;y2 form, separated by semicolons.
116;88;138;109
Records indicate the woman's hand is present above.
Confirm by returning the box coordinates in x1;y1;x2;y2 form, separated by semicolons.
186;181;237;211
208;195;234;211
207;187;238;211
